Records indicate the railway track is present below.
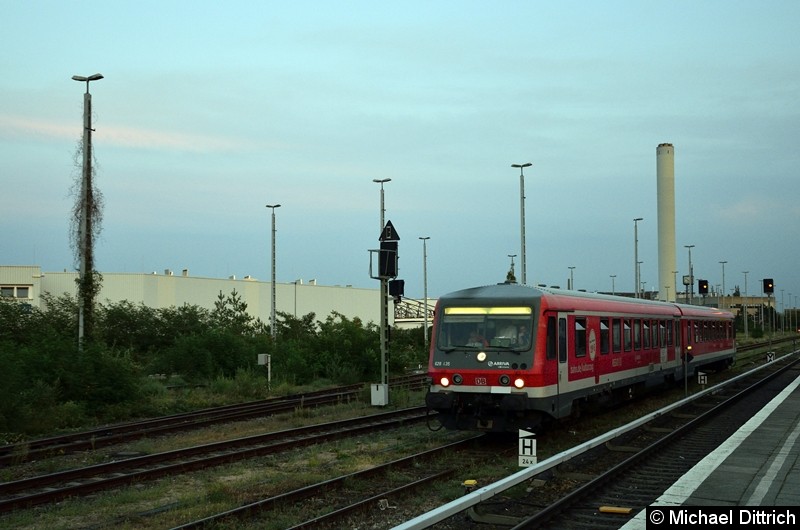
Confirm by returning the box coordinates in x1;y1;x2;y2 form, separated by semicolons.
500;354;800;529
0;406;433;513
0;373;427;466
171;435;494;529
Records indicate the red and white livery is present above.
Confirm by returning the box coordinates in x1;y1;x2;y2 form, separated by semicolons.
425;283;735;432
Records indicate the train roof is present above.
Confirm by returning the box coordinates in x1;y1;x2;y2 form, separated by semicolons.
438;282;734;319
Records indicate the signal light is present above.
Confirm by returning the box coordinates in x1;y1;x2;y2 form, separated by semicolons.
698;279;709;295
379;241;398;278
763;278;774;294
389;279;404;301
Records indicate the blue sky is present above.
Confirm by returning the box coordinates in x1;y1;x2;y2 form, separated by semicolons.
2;1;799;308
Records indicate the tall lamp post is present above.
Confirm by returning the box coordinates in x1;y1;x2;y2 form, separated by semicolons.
684;245;695;304
719;261;727;309
633;218;643;298
266;204;281;342
568;266;575;290
72;73;103;349
511;163;531;285
419;237;430;350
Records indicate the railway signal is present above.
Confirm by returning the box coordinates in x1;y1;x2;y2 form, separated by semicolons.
370;220;401;407
698;279;709;295
763;278;774;294
389;279;404;302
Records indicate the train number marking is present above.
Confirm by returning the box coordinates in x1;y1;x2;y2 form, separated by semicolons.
433;361;451;367
475;377;487;385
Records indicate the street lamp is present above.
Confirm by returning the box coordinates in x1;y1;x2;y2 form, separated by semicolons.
568;266;575;290
507;254;517;282
72;73;103;349
266;204;281;342
511;163;532;285
610;274;616;295
633;218;643;298
420;237;430;350
684;245;695;304
719;261;727;310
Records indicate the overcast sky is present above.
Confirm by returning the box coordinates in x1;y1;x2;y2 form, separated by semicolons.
2;1;799;308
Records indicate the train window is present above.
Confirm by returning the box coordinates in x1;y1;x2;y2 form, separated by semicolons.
652;320;659;348
437;306;533;349
633;320;641;350
643;321;650;349
600;319;609;354
623;320;632;351
659;320;666;347
546;316;557;360
574;318;587;358
558;318;567;363
612;319;621;353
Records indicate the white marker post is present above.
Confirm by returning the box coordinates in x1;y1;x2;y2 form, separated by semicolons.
519;429;537;467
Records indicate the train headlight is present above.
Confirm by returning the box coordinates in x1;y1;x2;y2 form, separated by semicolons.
440;377;450;387
513;378;525;389
476;351;487;362
453;374;463;385
499;374;510;386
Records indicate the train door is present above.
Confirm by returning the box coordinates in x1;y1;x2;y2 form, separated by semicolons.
674;317;685;377
556;314;568;414
659;318;668;365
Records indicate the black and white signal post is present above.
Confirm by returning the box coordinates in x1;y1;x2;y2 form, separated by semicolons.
370;220;399;406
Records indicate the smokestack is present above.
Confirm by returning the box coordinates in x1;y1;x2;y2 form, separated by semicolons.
657;143;677;301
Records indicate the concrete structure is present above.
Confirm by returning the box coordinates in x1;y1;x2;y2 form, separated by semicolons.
656;143;677;302
0;265;389;326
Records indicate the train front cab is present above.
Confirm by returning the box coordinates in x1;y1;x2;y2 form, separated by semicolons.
425;301;544;432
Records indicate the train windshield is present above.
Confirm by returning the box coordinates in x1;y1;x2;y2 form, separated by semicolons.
437;306;533;351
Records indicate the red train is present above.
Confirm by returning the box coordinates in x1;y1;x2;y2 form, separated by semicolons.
425;283;736;432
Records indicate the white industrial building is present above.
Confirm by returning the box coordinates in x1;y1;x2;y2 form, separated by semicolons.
0;265;395;326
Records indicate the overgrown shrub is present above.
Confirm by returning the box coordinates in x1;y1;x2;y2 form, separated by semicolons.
0;289;428;436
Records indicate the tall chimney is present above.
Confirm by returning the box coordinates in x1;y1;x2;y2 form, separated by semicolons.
657;143;677;301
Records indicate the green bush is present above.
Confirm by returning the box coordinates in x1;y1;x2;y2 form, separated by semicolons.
0;289;424;436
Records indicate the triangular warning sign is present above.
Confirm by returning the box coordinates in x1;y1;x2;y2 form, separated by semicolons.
379;220;400;241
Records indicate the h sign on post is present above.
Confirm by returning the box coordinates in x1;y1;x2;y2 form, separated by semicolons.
519;429;537;466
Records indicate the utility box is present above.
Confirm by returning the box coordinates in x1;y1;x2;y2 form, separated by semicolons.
371;383;388;406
